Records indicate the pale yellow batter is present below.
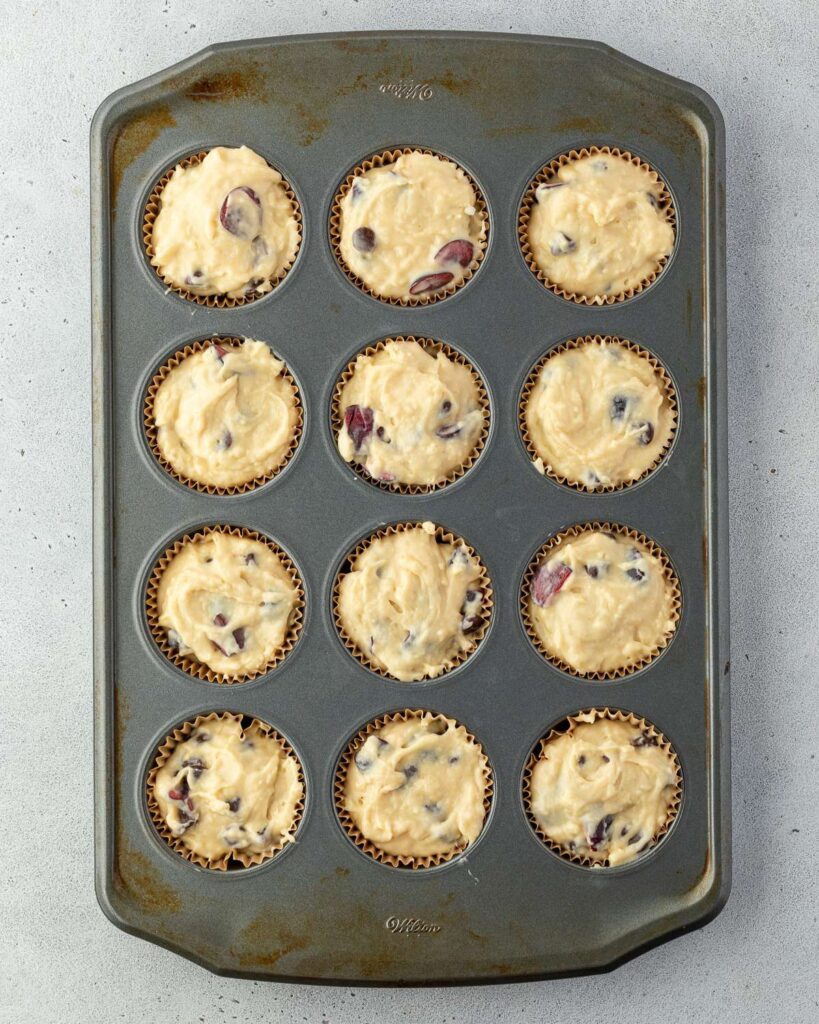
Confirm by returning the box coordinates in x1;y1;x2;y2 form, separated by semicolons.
152;339;299;488
343;714;487;859
156;532;299;678
337;522;485;682
529;715;678;866
150;146;300;299
338;152;484;300
527;531;676;675
524;339;674;488
337;340;485;486
153;716;303;861
527;153;674;298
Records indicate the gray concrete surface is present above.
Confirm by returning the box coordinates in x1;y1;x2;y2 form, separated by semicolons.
2;0;817;1020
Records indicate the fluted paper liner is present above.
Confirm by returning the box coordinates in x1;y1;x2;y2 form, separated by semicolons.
519;335;678;493
146;711;305;870
146;524;304;684
333;522;493;681
143;337;303;495
334;709;493;869
331;336;490;494
518;146;676;305
142;150;302;307
522;707;682;868
521;522;681;680
329;147;489;306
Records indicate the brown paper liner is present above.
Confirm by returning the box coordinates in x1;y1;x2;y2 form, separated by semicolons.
143;337;303;495
521;522;681;680
329;147;489;306
146;711;305;870
334;709;493;869
522;707;682;868
331;336;490;494
145;525;304;684
518;146;676;305
142;150;302;307
332;522;493;681
519;335;678;493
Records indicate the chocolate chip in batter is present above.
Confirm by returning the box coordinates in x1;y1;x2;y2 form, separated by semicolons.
549;232;576;256
352;226;376;253
375;425;390;443
343;404;374;452
181;758;206;779
232;627;246;650
593;160;608;172
531;563;572;607
401;764;418;782
219;186;262;240
213;613;229;627
195;732;210;744
424;801;442;816
628;832;644;846
409;271;454;295
448;754;460;765
185;269;208;287
535;182;566;200
211;640;231;657
441;400;452;415
461;614;482;634
354;751;373;772
244;553;256;565
626;567;647;583
646;192;660;210
227;797;241;813
436;423;461;439
635;421;655;445
448;547;472;569
434;239;474;268
351;182;363;202
631;730;658;748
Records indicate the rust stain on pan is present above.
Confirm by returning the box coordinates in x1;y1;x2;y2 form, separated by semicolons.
552;114;609;134
233;915;310;968
293;103;330;146
111;103;175;206
484;123;539;139
113;844;182;915
435;70;476;95
333;38;390;54
698;375;707;409
183;67;266;102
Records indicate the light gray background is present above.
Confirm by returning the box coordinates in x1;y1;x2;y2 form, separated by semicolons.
2;0;817;1020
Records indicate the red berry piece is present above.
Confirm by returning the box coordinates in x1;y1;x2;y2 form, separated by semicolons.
213;613;228;627
434;239;474;267
352;226;376;253
409;271;454;295
219;186;262;239
232;627;246;650
212;342;229;362
531;563;572;607
343;404;374;452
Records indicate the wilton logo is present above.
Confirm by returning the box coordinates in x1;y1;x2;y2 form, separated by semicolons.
378;79;434;101
385;916;441;936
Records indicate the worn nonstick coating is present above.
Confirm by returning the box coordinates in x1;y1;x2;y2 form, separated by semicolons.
91;31;730;984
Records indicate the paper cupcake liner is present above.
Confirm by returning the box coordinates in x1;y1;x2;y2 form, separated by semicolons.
329;147;489;306
146;711;305;871
518;145;677;305
142;150;302;308
334;709;493;869
520;521;681;680
522;707;682;868
519;335;678;493
331;336;490;494
143;337;303;495
332;522;493;682
145;524;305;684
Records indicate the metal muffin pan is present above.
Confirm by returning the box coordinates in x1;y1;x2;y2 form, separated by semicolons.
91;31;729;983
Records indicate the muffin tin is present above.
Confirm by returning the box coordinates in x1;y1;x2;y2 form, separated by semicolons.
91;31;729;983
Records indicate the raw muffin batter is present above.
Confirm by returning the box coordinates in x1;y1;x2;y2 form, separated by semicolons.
152;339;299;488
337;339;486;486
338;151;484;300
529;714;678;866
343;714;487;859
527;530;676;674
157;531;299;677
526;152;674;298
150;145;300;299
153;716;303;862
336;522;485;682
524;339;674;488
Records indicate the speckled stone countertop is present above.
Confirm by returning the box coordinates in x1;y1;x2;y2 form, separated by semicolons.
2;1;817;1021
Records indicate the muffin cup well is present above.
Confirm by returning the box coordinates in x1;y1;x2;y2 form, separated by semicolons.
142;150;302;308
518;145;676;306
519;335;678;493
522;707;682;868
332;522;493;682
520;521;681;680
334;708;493;869
144;337;303;495
146;711;305;870
145;524;305;684
329;147;489;306
331;336;490;494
